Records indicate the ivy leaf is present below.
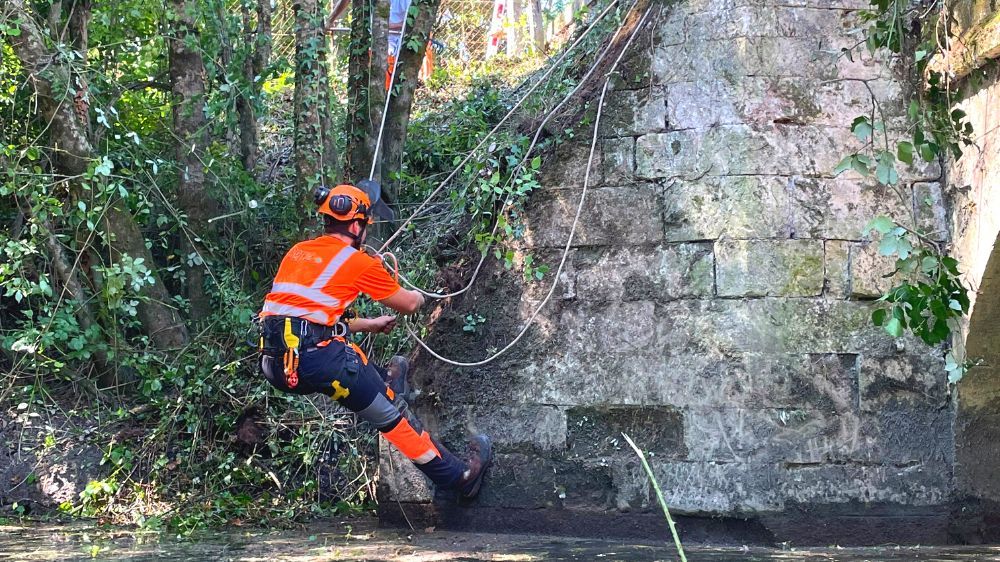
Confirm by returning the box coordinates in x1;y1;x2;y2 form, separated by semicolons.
833;155;854;175
851;154;871;176
851;116;873;141
530;156;541;170
95;159;113;177
897;141;914;164
875;150;898;185
919;142;937;162
864;216;894;236
885;317;904;337
872;308;888;326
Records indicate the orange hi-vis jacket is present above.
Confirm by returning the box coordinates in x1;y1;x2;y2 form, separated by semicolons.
260;236;402;326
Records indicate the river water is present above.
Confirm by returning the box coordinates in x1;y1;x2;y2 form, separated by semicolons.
2;519;1000;561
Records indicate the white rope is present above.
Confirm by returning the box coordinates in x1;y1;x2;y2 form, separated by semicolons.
369;0;409;181
388;0;641;300
377;0;623;252
401;5;654;367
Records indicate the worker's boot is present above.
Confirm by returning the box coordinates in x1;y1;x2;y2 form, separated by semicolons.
456;435;493;501
385;355;411;403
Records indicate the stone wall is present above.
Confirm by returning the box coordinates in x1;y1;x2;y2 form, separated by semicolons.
947;6;1000;515
381;0;965;545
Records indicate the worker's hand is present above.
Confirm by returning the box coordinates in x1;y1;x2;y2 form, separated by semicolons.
369;315;397;334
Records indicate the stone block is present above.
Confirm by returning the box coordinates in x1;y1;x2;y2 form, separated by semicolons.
612;458;784;514
775;7;858;39
523;185;664;248
699;299;897;356
458;298;925;408
566;405;686;459
862;407;954;465
637;125;860;180
599;89;667;137
667;78;903;131
557;301;659;357
779;461;951;506
663;176;792;241
682;406;869;464
473;453;613;510
573;243;715;303
859;353;948;412
685;7;781;41
667;80;742;130
747;37;842;79
431;404;568;454
715;239;825;297
540;141;603;189
789;177;914;240
850;240;903;298
601;137;635;185
746;78;903;127
378;437;434;504
913;182;948;239
825;240;851;298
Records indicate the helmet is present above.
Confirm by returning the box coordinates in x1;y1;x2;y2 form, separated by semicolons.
313;180;394;224
314;184;372;223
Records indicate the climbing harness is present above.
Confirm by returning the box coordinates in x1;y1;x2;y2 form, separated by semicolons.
258;316;351;388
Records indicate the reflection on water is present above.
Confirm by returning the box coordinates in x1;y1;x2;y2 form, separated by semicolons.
2;520;1000;561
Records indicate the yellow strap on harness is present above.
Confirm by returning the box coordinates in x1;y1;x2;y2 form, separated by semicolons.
282;318;301;388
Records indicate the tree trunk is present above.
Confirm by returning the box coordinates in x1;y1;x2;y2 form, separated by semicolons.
254;0;273;78
379;0;440;205
506;0;522;57
6;0;189;351
293;0;337;205
239;3;260;172
343;0;388;183
527;0;545;55
169;0;217;323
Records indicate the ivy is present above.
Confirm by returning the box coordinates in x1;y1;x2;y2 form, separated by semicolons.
839;0;976;383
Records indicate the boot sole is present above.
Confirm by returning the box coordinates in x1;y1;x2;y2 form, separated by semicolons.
460;435;493;501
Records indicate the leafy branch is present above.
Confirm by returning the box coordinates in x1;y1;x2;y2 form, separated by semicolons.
835;0;979;382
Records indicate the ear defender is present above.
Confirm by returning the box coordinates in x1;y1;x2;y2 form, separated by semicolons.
313;185;329;206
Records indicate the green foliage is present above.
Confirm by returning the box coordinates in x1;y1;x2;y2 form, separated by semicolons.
0;0;367;532
839;0;975;382
864;217;972;380
462;313;485;333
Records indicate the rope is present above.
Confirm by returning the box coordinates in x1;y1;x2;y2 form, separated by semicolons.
389;0;641;300
398;4;654;367
376;0;623;252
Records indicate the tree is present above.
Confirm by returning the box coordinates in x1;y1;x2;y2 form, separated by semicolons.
342;0;388;183
379;0;441;205
169;0;219;322
5;0;189;352
293;0;338;208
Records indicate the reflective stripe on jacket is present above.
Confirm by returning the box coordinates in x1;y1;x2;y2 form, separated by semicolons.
261;236;401;326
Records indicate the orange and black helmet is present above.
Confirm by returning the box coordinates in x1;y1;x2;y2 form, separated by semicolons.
313;180;394;224
315;184;372;223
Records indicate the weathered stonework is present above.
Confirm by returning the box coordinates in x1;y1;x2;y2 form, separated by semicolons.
379;0;984;546
946;7;1000;518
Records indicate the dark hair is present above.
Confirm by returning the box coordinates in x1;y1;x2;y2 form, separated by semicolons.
323;215;363;235
323;214;341;234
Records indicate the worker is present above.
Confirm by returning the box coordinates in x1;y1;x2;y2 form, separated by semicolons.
326;0;434;89
256;181;491;500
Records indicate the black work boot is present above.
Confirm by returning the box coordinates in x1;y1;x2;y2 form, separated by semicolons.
457;435;493;501
385;355;411;402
